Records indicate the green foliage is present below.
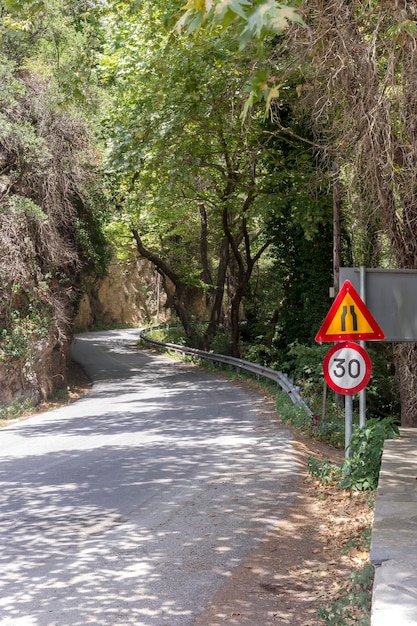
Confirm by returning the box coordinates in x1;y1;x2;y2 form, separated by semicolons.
365;344;400;421
99;3;295;351
0;0;104;110
147;324;233;354
147;326;189;346
46;386;69;401
271;220;333;346
315;418;345;449
275;390;312;431
238;96;335;350
317;562;374;626
308;456;343;485
0;308;51;362
342;418;399;491
0;398;34;420
242;342;279;366
177;0;305;49
279;342;328;388
277;390;345;448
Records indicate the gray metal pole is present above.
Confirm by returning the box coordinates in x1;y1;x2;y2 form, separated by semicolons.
345;394;353;459
359;265;366;428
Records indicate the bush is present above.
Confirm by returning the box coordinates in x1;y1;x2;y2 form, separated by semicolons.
308;417;399;492
341;417;399;491
0;398;34;420
275;391;313;432
308;456;343;484
365;345;400;420
317;562;374;625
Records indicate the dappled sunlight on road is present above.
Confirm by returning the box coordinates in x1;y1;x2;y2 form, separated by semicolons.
0;329;298;625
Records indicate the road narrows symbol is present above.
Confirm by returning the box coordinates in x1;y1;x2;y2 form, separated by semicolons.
315;280;384;342
350;306;358;331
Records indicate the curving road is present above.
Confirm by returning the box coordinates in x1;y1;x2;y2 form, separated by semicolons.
0;329;298;626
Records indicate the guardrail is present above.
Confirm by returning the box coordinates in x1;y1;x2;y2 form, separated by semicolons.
139;328;312;416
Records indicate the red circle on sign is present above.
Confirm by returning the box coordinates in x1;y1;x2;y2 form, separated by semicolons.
323;341;372;395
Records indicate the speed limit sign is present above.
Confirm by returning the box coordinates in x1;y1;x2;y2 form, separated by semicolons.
323;341;372;395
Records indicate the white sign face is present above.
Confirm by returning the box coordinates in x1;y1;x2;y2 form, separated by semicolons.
323;341;372;395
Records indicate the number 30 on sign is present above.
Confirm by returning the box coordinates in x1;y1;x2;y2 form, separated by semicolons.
323;341;372;395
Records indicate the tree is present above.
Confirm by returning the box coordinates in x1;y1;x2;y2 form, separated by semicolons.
181;0;417;424
100;2;284;356
242;104;334;353
281;0;417;425
176;0;304;47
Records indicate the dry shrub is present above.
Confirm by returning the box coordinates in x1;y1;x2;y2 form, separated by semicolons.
0;60;98;403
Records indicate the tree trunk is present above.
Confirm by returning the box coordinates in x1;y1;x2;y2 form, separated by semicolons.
394;344;417;427
133;227;231;351
202;237;230;349
230;290;243;357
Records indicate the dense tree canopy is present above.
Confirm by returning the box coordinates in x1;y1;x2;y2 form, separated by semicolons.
174;0;417;424
99;0;331;356
282;0;417;423
3;0;414;426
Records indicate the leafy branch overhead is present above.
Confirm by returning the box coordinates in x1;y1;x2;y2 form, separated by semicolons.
177;0;305;49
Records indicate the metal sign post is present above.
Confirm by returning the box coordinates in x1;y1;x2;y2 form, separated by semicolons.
359;266;367;428
345;395;353;459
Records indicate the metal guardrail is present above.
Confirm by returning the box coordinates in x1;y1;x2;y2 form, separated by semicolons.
139;328;312;416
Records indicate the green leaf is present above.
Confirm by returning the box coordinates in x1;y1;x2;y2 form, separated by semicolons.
264;83;281;116
214;0;252;21
240;1;305;49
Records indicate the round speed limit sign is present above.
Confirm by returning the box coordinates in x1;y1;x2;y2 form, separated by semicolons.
323;341;372;395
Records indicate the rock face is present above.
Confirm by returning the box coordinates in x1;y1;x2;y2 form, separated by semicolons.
0;257;169;408
74;256;170;331
0;327;71;406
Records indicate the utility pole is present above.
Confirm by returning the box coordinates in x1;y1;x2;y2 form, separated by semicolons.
333;160;343;407
333;160;341;295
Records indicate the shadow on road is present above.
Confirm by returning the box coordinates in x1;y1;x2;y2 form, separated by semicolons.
0;330;298;626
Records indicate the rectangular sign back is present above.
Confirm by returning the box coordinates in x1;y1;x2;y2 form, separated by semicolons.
340;268;417;342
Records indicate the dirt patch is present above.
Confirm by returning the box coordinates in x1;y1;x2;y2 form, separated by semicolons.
193;396;373;626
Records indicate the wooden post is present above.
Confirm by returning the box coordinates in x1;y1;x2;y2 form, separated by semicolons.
333;160;344;407
333;160;341;295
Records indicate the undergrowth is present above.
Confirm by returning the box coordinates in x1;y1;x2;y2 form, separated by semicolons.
317;562;374;626
0;398;34;421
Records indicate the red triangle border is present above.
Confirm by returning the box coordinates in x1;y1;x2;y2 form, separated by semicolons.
315;280;385;342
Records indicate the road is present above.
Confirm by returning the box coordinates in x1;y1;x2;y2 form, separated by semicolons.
0;329;298;626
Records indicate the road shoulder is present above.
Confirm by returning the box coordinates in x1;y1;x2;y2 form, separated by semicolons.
194;393;371;626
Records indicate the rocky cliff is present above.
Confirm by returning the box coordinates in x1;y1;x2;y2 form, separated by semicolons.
74;256;170;331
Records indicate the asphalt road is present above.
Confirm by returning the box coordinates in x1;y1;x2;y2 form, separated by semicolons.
0;329;298;626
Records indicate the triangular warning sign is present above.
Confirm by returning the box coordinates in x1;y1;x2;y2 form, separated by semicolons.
316;280;385;342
